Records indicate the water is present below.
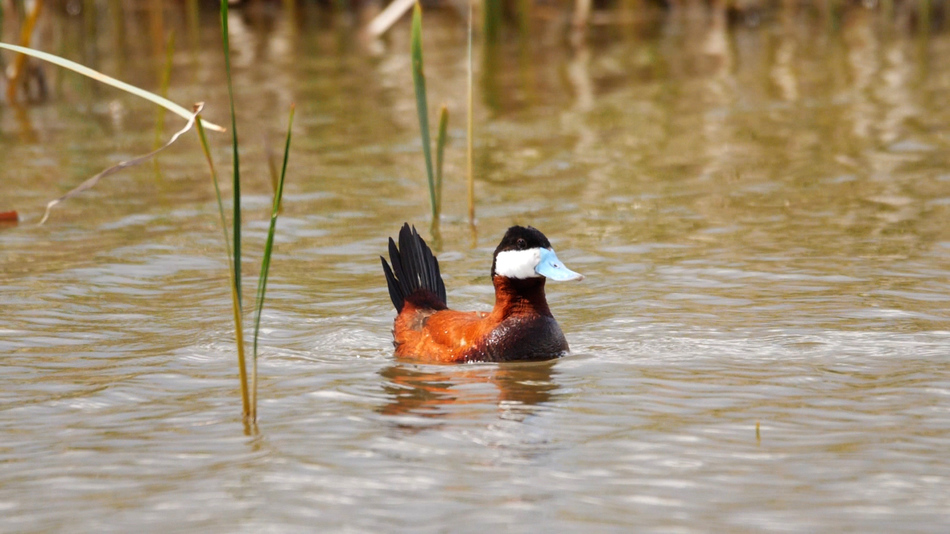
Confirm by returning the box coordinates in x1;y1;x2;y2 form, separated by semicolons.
2;3;950;531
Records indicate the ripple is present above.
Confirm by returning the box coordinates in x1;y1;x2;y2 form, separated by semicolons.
3;11;950;533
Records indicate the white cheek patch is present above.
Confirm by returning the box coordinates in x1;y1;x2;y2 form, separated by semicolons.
494;248;542;279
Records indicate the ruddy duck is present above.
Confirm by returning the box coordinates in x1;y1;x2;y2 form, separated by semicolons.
381;223;583;363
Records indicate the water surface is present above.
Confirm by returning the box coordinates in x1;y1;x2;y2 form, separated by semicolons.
2;4;950;532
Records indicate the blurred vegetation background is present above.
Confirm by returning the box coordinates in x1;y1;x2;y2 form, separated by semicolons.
1;0;947;108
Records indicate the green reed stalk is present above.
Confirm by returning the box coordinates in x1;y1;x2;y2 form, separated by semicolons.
410;2;437;222
195;113;250;422
220;0;242;309
435;106;448;218
251;104;294;413
219;0;251;422
467;0;475;224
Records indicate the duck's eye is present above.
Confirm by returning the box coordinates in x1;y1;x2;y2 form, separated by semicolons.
516;238;527;250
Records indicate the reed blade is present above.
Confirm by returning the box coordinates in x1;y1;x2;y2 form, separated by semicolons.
266;139;280;202
220;0;242;311
195;112;250;423
39;104;202;225
467;0;475;224
0;42;225;132
252;104;295;414
435;105;448;218
410;2;437;222
219;0;250;423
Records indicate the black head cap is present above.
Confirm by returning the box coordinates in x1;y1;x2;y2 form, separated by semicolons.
490;226;552;277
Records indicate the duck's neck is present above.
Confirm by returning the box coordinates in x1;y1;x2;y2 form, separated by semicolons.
491;276;552;319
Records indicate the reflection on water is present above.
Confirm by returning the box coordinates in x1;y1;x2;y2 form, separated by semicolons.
379;361;557;421
2;2;950;531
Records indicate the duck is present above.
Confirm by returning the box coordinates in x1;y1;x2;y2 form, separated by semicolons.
381;223;583;363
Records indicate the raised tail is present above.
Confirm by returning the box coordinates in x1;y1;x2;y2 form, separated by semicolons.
381;223;448;313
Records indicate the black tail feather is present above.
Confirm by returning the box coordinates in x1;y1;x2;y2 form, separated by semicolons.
381;223;448;312
387;237;412;302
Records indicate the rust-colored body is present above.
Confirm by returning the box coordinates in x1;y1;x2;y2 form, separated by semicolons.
392;276;568;363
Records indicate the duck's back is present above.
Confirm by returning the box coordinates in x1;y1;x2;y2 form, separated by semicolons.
393;306;568;363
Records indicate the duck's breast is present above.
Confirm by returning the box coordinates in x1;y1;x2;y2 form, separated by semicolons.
469;315;568;362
